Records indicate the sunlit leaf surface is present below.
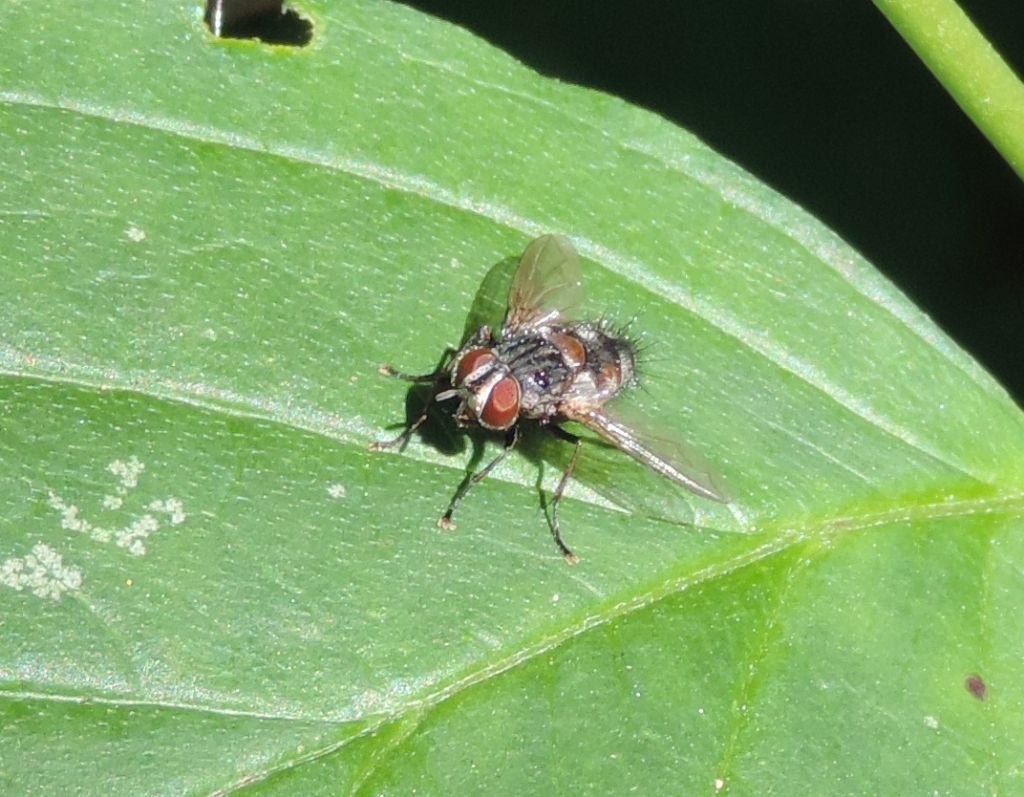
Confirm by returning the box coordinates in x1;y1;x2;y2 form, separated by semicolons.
1;1;1022;794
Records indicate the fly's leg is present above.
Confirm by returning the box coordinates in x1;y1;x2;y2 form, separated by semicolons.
377;364;439;382
369;371;441;451
369;403;432;451
547;425;583;565
371;351;455;452
439;425;519;530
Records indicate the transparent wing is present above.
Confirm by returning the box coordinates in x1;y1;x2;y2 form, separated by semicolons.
567;407;729;503
504;235;583;331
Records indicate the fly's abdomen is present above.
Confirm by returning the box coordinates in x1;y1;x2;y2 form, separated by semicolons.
563;322;636;407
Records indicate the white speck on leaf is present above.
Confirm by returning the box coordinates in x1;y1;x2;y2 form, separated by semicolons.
48;491;93;534
115;515;159;556
125;225;146;242
149;498;186;525
0;543;82;601
327;483;347;499
46;458;186;556
108;457;145;491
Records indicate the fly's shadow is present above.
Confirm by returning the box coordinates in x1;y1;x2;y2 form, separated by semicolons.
459;254;519;345
379;254;519;458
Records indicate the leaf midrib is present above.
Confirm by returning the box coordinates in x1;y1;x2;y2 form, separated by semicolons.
6;352;1019;518
1;87;1001;478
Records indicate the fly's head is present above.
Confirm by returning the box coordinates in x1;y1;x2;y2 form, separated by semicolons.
443;327;522;431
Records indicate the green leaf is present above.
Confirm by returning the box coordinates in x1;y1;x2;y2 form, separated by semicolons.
1;1;1022;794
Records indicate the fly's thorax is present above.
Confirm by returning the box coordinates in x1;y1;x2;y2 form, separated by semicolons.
488;321;638;420
496;329;576;420
448;344;521;430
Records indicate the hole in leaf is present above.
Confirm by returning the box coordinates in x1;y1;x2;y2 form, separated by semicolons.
205;0;312;46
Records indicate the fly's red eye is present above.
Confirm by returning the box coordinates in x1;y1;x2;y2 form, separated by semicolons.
480;376;520;429
454;348;496;386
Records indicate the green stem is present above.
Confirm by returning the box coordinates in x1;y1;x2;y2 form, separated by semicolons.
874;0;1024;181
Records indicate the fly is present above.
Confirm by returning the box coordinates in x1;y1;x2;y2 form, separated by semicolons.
371;235;726;563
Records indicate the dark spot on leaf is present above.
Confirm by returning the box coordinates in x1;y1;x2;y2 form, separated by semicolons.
205;0;313;47
965;674;986;701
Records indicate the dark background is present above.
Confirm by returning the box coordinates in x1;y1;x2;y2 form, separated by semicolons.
399;1;1024;403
